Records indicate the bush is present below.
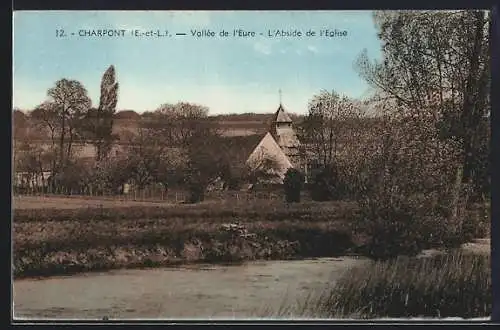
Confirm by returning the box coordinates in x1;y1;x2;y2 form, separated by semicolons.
309;164;349;201
355;193;444;260
350;113;486;260
283;168;305;203
316;251;491;318
187;183;205;203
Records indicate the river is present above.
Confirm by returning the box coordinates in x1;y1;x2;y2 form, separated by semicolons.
13;257;366;320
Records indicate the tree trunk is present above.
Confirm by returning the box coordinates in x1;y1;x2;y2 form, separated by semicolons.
60;110;66;166
448;11;487;230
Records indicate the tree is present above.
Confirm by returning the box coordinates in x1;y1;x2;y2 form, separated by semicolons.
13;109;28;140
352;10;491;259
245;147;283;185
80;65;119;161
355;10;491;205
141;102;211;147
33;79;92;172
299;90;362;168
283;168;305;203
141;102;221;203
184;124;224;202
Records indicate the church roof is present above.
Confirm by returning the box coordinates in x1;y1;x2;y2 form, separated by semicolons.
273;104;292;123
246;132;294;180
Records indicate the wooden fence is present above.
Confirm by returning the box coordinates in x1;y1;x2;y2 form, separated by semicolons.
12;186;293;204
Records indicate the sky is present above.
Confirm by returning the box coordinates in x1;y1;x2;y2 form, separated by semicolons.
13;11;383;115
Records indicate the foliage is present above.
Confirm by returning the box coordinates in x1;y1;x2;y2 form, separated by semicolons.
309;164;340;202
245;150;283;185
283;168;305;203
349;10;491;259
353;113;472;259
355;10;490;203
79;65;119;161
48;159;93;193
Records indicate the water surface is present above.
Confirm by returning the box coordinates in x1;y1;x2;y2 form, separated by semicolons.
14;257;366;319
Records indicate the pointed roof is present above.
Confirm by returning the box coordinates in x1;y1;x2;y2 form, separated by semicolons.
273;104;292;123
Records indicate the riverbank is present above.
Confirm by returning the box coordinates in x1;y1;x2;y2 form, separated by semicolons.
13;198;489;279
253;243;491;319
13;200;360;279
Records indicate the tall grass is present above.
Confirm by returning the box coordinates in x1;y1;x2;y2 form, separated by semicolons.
314;251;491;319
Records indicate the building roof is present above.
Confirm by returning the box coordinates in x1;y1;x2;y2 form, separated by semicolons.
246;132;294;181
273;104;293;123
216;133;267;166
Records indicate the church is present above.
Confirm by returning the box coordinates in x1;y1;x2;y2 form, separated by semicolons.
245;101;306;184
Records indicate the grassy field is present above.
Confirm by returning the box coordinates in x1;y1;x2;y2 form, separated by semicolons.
13;197;360;278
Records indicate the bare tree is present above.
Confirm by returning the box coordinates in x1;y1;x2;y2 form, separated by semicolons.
32;79;92;171
298;89;362;167
350;10;491;257
140;102;222;202
355;10;490;196
141;102;212;147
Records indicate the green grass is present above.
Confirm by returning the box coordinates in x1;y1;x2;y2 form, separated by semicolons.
312;251;491;319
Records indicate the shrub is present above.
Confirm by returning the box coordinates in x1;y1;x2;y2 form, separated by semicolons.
350;113;484;260
187;183;205;203
283;168;305;203
355;192;447;260
309;164;348;201
316;251;491;318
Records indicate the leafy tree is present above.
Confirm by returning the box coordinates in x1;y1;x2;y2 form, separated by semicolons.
79;65;119;161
